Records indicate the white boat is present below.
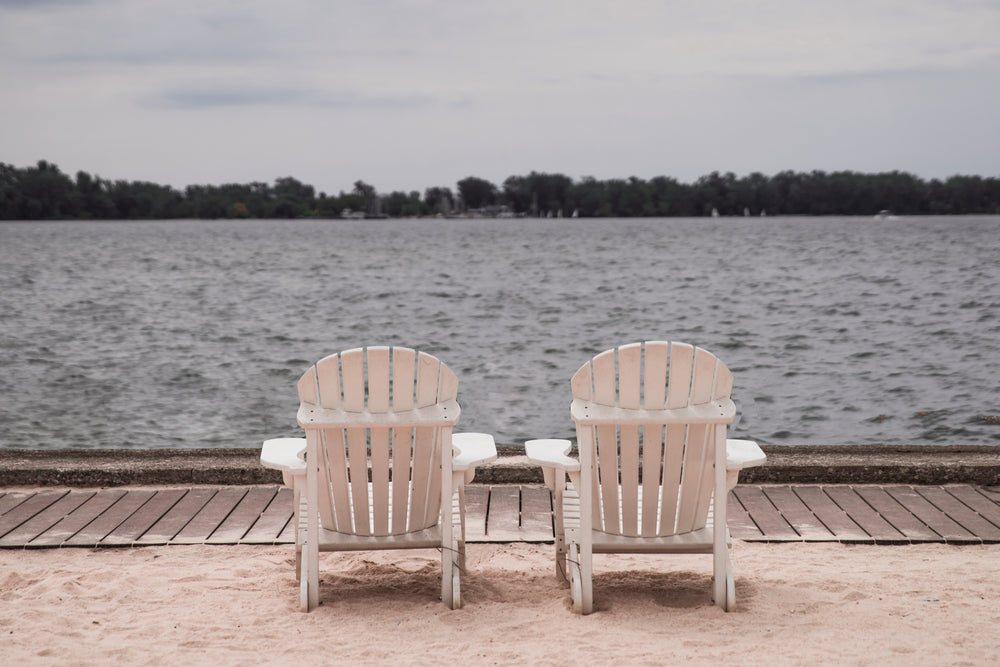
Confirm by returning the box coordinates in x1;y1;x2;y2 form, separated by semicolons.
874;210;899;221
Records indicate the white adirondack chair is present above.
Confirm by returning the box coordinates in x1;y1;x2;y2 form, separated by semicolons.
261;346;496;611
526;341;765;614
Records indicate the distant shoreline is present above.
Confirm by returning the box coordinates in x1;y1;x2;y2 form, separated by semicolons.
4;160;1000;220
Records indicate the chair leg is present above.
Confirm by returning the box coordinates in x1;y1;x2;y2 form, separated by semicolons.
568;542;583;613
454;513;464;609
293;487;303;581
553;486;568;585
725;558;736;611
580;543;593;615
713;544;733;611
441;540;455;609
452;543;462;610
299;547;310;612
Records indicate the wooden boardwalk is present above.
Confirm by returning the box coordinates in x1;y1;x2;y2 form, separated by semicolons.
2;484;1000;549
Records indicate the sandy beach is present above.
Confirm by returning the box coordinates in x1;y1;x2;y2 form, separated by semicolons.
2;541;998;665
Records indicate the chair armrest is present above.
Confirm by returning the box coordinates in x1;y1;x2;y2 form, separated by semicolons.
525;439;580;472
452;432;498;471
261;438;307;474
726;438;766;470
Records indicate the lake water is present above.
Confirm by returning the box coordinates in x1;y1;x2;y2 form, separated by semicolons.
1;215;998;450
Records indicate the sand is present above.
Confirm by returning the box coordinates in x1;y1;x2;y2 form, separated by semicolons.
2;541;998;665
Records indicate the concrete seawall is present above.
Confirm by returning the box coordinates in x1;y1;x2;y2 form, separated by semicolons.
1;445;998;488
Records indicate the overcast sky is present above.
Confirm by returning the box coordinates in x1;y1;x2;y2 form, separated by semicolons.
2;0;998;195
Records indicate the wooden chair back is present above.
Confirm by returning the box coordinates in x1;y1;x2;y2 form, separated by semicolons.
296;346;459;536
570;341;734;538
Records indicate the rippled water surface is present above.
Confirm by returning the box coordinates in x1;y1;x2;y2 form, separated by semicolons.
1;216;998;449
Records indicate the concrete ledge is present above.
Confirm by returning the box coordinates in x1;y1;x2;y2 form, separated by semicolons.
0;445;998;488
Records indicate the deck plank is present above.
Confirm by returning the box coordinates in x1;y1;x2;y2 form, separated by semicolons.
485;485;522;541
726;492;764;539
732;486;799;540
463;486;488;542
101;489;187;546
853;486;942;541
520;486;554;541
763;486;837;540
885;486;977;542
276;504;297;543
0;491;94;548
793;486;872;542
207;487;278;544
0;490;68;538
916;487;1000;542
823;486;907;543
28;490;127;547
945;486;1000;539
135;488;218;545
0;491;34;516
170;487;249;544
241;487;295;544
63;490;157;547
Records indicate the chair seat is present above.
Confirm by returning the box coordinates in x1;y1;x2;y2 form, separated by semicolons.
295;481;465;551
561;486;726;554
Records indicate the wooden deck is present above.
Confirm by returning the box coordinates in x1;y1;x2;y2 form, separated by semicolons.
2;484;1000;548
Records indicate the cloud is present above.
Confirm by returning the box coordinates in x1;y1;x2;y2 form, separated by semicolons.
147;86;438;110
2;0;999;192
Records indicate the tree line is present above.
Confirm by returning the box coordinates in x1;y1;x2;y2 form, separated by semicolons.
2;159;999;220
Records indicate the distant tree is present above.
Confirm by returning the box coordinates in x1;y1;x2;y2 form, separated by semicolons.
456;176;498;210
12;160;77;218
351;180;378;215
423;186;454;215
381;190;422;217
273;176;316;217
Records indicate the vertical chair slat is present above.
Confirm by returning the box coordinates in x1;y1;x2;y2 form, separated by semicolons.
315;355;341;409
346;427;370;535
659;425;684;534
311;430;335;531
409;426;434;531
641;424;663;535
691;347;717;404
693;424;716;530
713;363;734;401
591;350;617;405
415;352;440;408
426;427;443;528
617;343;642;409
676;423;709;534
438;364;459;402
391;427;412;534
619;423;640;536
643;341;669;409
596;424;620;533
570;364;593;401
370;426;391;535
298;366;319;406
666;343;694;409
340;348;365;412
392;348;416;410
366;346;391;413
321;428;352;531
